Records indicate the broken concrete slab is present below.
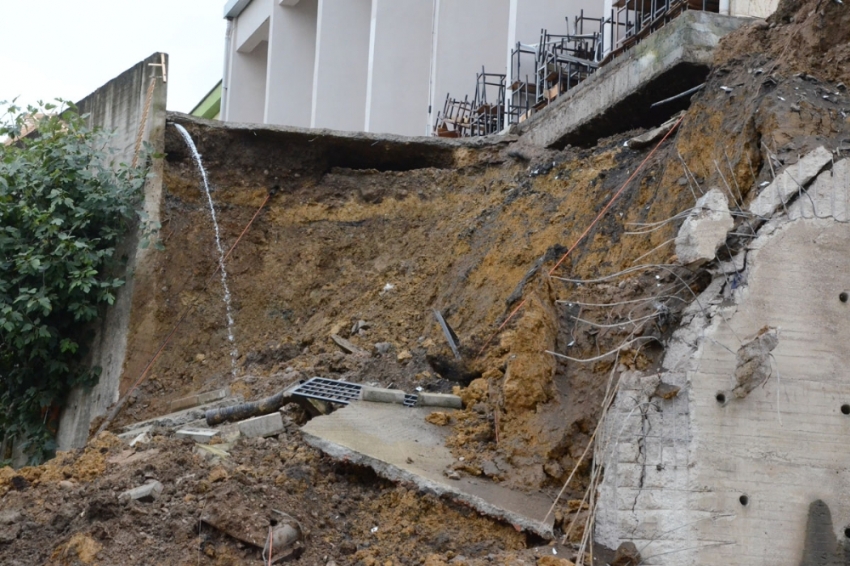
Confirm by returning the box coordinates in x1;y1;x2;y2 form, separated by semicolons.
301;401;555;538
748;146;833;218
330;334;370;357
168;387;230;413
626;112;684;149
237;412;285;438
118;480;163;503
119;395;243;436
674;188;734;266
175;427;220;443
516;12;750;148
787;158;850;222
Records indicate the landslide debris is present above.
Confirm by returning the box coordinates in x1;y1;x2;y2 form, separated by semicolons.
5;0;850;562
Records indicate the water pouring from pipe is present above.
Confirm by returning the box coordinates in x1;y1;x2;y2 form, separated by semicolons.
173;124;239;375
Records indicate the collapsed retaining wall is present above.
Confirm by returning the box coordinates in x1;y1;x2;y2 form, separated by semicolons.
55;54;168;451
596;154;850;564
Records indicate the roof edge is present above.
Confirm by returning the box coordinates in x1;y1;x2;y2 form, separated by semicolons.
224;0;253;19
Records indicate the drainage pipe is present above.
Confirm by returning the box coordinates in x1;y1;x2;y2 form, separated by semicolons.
205;390;291;426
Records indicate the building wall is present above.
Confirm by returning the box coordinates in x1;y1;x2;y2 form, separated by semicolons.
428;0;511;129
365;0;433;136
310;0;371;130
265;0;318;127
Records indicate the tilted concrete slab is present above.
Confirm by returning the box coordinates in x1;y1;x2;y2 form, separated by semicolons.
516;12;751;148
301;401;555;538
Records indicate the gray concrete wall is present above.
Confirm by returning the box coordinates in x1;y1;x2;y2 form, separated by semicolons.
56;53;168;451
596;156;850;565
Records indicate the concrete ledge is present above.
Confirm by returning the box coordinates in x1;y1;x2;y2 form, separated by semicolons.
516;12;751;148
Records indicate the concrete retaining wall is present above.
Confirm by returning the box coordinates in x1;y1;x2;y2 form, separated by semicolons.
56;53;168;451
596;156;850;565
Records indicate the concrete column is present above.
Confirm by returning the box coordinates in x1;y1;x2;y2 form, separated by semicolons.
310;0;371;131
364;0;434;136
264;0;318;127
224;0;271;124
428;0;511;131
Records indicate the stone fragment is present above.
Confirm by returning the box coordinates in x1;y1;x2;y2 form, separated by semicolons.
674;188;734;266
237;412;285;438
611;541;641;566
374;342;392;355
749;146;832;218
652;382;681;400
732;326;779;399
175;428;220;443
397;349;412;362
626;111;683;149
330;334;370;357
118;480;163;503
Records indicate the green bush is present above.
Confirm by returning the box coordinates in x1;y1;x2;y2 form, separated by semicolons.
0;100;148;463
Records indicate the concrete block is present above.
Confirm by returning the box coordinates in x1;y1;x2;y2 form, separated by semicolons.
175;427;220;443
360;387;406;404
675;188;734;266
749;146;832;218
169;387;230;412
237;412;285;438
415;392;463;409
119;480;163;503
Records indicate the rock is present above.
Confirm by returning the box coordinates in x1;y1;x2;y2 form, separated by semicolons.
445;470;461;480
543;461;564;478
194;353;206;362
0;510;22;525
732;326;779;399
0;524;21;544
207;466;229;483
374;342;392;355
652;382;681;400
118;480;163;503
396;349;412;362
612;541;641;566
674;188;734;266
749;146;833;218
340;540;357;555
537;557;575;566
59;480;76;490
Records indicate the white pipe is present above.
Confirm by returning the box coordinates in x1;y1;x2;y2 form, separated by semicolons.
222;19;234;121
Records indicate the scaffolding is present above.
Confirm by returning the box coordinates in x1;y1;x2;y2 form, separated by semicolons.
434;0;719;137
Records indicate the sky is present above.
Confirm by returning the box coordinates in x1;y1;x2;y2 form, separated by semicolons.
0;0;226;114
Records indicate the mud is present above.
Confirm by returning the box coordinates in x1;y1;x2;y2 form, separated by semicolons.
4;0;850;562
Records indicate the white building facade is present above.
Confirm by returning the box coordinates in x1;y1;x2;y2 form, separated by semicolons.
221;0;602;136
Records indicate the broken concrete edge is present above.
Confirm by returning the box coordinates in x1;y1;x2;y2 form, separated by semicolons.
748;146;834;219
169;387;231;413
301;431;554;540
515;12;751;148
168;113;515;174
119;480;163;502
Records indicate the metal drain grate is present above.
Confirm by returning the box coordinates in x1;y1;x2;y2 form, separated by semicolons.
403;394;418;407
289;378;363;405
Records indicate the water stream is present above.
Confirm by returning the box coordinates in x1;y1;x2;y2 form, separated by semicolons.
173;124;239;375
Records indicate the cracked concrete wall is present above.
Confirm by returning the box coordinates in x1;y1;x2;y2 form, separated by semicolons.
597;156;850;565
